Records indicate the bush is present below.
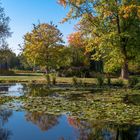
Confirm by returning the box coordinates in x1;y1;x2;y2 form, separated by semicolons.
96;76;104;87
128;77;139;87
59;67;90;78
0;70;15;76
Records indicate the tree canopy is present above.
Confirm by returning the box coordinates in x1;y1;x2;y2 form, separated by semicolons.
59;0;140;79
0;2;11;45
0;1;12;71
23;23;64;71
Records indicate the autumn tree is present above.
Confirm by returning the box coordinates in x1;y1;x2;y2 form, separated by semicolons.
67;31;85;48
67;31;89;67
23;23;64;72
59;0;140;79
68;30;103;72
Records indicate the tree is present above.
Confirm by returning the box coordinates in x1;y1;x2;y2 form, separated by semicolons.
0;1;11;71
67;31;85;48
0;2;11;43
0;43;16;70
16;54;32;70
68;30;103;73
59;0;140;79
23;23;63;72
67;32;89;67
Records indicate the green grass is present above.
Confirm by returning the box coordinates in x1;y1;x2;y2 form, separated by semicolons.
0;74;128;86
0;75;96;83
0;75;45;82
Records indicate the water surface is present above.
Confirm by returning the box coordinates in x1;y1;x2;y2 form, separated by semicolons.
0;83;140;140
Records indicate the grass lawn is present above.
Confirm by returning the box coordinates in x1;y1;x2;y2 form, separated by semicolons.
0;75;96;83
0;73;128;85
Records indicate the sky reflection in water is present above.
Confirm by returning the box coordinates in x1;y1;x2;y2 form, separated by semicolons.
0;84;140;140
0;110;139;140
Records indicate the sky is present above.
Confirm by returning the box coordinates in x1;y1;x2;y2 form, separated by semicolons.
1;0;77;55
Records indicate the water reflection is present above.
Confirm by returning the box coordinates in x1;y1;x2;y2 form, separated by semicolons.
25;112;59;131
0;110;12;140
0;84;25;96
1;82;140;139
0;110;139;139
0;86;8;93
26;84;58;97
24;112;140;140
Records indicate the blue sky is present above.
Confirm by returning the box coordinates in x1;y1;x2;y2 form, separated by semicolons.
1;0;77;54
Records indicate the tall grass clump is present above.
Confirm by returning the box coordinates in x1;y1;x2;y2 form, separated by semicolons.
52;74;56;85
72;76;78;86
96;75;104;87
107;77;111;86
45;74;51;85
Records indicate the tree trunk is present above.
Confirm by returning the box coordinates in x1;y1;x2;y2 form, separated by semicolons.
121;60;129;79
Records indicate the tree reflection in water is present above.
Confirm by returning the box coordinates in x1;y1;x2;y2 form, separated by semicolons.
0;110;12;140
25;112;59;131
24;111;140;140
26;84;52;97
67;116;140;140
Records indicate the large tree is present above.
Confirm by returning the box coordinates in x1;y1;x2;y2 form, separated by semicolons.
0;1;11;71
59;0;140;79
23;23;64;72
0;3;11;43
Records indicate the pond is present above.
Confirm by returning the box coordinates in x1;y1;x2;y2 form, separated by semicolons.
0;83;140;140
1;110;140;140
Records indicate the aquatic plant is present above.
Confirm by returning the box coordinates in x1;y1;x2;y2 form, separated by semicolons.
128;77;139;87
134;83;140;90
113;79;124;87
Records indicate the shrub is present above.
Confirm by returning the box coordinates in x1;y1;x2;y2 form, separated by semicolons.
96;76;104;87
0;70;15;76
59;67;90;77
128;77;139;87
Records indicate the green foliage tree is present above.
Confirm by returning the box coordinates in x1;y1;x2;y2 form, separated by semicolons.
16;54;32;70
0;2;11;43
0;43;16;70
59;0;140;79
23;23;64;72
0;1;11;71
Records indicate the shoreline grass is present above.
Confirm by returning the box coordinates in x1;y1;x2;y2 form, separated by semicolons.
0;75;127;84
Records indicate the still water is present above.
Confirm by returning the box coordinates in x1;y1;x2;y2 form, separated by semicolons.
0;83;140;140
